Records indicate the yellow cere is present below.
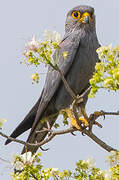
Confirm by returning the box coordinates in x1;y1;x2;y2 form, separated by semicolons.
72;11;81;19
78;12;92;23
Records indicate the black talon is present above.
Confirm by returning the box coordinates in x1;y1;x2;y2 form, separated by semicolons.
71;132;76;136
81;131;85;136
40;146;49;151
101;110;105;120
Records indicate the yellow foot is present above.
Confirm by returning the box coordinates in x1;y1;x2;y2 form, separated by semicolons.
65;108;89;130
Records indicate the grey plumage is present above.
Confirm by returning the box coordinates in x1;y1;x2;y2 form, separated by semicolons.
5;5;100;154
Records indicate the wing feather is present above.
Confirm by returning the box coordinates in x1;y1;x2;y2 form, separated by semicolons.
28;31;81;136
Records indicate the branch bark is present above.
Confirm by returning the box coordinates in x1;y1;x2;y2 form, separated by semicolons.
0;119;117;152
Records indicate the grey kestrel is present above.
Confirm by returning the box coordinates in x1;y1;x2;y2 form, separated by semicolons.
5;5;100;154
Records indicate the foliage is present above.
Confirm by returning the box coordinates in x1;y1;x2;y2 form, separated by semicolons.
89;45;119;97
11;151;119;180
9;30;119;179
24;30;68;84
23;30;63;83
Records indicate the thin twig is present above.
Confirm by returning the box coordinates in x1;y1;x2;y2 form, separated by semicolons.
0;131;26;146
80;86;91;99
72;99;82;127
55;65;77;100
46;61;116;153
88;110;119;124
83;129;117;152
36;127;117;152
56;65;91;102
71;87;91;128
101;111;119;116
1;124;117;152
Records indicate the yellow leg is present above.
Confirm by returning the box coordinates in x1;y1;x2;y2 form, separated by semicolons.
65;108;88;130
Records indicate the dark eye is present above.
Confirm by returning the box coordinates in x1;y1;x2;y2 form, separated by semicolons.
72;11;81;19
74;12;78;17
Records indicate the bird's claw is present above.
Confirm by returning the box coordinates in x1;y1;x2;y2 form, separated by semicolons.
100;110;105;120
71;132;77;136
80;125;87;136
88;111;103;131
40;146;49;151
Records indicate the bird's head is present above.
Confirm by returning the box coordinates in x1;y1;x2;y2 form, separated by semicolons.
65;5;95;33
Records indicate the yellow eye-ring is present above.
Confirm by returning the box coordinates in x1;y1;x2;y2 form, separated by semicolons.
72;11;81;19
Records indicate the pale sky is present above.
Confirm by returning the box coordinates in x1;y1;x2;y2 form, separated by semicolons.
0;0;119;179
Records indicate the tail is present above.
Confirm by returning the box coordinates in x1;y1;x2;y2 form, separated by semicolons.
5;97;41;145
21;113;58;154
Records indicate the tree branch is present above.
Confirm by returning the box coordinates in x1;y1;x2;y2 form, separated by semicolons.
101;111;119;116
0;118;117;152
1;64;119;154
36;127;117;152
55;65;91;101
55;65;119;152
83;129;117;152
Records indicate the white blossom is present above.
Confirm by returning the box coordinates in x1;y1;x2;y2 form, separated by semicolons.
25;36;41;52
12;152;35;170
104;170;111;179
20;151;34;164
51;168;59;172
51;168;59;177
12;154;24;170
44;30;61;43
96;44;112;54
14;161;24;171
87;157;96;168
96;44;112;60
110;150;117;156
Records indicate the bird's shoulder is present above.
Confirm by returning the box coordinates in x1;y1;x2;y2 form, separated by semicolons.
41;31;81;102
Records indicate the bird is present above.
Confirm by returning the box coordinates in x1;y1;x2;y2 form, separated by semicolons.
5;5;100;154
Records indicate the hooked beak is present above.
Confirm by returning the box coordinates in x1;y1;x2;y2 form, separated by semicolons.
83;15;90;23
78;12;92;24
